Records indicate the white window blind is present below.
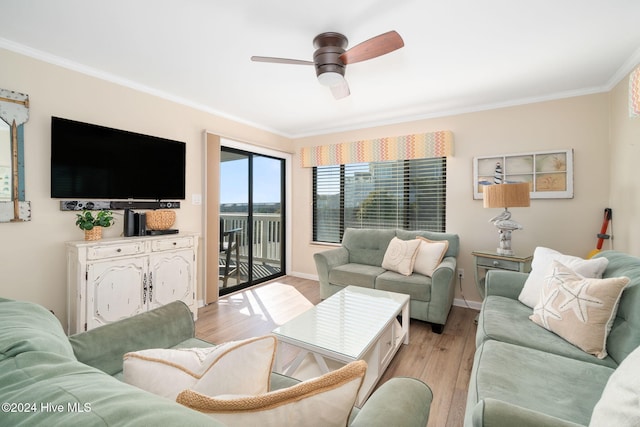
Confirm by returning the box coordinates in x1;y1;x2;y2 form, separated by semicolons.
313;157;446;243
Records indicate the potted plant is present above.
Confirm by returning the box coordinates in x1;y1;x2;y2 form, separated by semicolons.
75;210;115;241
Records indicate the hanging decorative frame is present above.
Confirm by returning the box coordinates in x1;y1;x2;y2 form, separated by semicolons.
473;149;573;200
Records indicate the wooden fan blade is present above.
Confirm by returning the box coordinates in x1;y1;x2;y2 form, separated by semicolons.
340;30;404;65
251;56;314;65
330;80;350;100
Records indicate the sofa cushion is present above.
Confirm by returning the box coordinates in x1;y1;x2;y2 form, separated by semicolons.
396;229;460;258
342;228;396;266
381;237;420;276
0;298;75;360
0;351;221;426
329;263;386;289
529;261;629;359
375;271;431;302
123;335;277;400
70;300;196;375
590;344;640;427
177;360;367;427
468;340;613;426
478;295;617;368
518;247;609;308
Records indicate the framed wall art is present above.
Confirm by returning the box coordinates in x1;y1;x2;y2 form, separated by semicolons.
473;149;573;199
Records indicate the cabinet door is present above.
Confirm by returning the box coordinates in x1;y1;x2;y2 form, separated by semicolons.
148;249;194;311
86;257;146;331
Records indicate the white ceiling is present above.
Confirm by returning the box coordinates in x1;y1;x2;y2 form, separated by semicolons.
2;1;640;138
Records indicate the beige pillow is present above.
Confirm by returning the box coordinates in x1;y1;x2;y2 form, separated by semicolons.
519;246;609;308
381;237;421;276
123;335;277;400
413;237;449;277
530;261;629;359
177;360;367;427
590;344;640;426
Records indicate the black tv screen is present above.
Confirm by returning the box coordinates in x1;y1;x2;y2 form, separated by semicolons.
51;117;186;200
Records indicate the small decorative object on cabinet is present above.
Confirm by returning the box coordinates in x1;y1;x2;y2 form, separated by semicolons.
472;250;532;299
66;232;199;334
75;210;115;240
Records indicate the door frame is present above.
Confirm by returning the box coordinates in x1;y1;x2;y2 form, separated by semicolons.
203;133;292;304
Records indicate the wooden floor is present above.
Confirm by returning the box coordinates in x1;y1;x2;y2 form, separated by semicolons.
195;276;478;427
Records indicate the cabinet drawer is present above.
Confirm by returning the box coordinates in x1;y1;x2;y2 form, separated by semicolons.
151;237;193;252
87;242;146;260
379;323;395;367
476;257;520;271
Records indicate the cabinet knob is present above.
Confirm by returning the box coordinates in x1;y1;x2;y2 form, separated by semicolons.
173;242;177;246
117;248;122;253
493;261;499;266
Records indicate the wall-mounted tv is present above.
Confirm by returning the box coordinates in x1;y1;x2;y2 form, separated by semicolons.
51;117;186;200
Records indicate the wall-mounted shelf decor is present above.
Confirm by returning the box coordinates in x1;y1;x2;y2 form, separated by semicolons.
473;149;573;199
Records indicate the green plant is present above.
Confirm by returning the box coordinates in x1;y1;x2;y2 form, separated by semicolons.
75;210;115;230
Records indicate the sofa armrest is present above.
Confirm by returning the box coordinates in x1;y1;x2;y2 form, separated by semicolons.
427;256;457;325
351;377;432;427
485;270;529;300
314;247;349;285
470;398;584;427
68;300;196;375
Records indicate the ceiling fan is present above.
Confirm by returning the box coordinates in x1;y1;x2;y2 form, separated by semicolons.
251;30;404;100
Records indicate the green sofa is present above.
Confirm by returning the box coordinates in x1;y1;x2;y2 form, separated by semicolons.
0;297;433;426
465;250;640;426
314;228;460;333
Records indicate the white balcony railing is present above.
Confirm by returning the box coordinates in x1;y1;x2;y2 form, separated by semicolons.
220;213;282;265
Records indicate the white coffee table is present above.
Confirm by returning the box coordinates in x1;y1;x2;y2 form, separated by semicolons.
272;286;410;406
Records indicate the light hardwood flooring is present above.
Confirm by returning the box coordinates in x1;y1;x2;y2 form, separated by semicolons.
195;276;478;427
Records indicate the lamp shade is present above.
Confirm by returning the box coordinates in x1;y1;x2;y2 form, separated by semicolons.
483;183;530;208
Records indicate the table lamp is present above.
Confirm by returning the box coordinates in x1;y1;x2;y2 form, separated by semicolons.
483;182;530;256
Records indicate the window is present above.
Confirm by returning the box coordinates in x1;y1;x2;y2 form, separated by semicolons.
313;157;446;243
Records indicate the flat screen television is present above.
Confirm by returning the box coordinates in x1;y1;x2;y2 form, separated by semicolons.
51;117;186;200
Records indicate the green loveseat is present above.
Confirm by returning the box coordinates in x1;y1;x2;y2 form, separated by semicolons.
465;250;640;426
0;297;433;426
314;228;460;333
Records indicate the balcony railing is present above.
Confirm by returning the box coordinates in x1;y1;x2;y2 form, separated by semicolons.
220;213;282;265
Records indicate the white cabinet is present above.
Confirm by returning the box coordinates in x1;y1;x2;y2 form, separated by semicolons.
67;233;199;334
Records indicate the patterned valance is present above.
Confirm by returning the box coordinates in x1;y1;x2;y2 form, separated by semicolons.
630;64;640;118
300;131;454;167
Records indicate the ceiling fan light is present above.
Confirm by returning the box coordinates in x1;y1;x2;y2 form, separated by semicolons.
317;71;344;87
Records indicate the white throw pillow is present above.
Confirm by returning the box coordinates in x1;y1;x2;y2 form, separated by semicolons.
381;237;421;276
177;360;367;427
590;345;640;426
518;247;609;308
123;335;277;400
413;237;449;277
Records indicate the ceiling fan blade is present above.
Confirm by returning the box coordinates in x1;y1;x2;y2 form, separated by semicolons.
250;56;314;66
339;30;404;65
330;79;350;100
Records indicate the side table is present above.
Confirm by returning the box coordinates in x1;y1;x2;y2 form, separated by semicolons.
472;250;532;299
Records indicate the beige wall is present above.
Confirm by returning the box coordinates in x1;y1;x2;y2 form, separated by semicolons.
1;46;637;323
609;70;640;255
291;94;613;304
0;48;291;324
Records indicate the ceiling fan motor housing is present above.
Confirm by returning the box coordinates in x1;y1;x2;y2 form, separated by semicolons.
313;32;348;79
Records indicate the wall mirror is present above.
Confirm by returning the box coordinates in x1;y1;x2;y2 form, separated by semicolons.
0;88;31;222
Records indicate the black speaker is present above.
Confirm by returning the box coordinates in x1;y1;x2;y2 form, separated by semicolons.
123;209;136;237
135;213;146;236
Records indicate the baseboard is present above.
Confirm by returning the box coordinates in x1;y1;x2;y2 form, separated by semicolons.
453;298;482;311
288;271;319;281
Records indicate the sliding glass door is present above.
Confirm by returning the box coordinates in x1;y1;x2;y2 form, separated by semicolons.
219;147;285;295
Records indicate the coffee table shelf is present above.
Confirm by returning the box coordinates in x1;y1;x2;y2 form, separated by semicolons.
272;286;410;406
